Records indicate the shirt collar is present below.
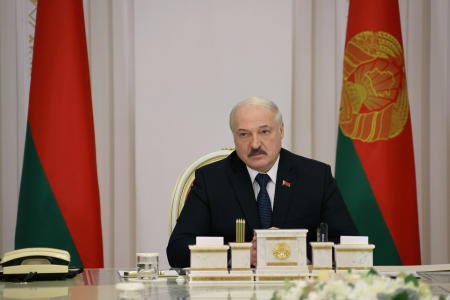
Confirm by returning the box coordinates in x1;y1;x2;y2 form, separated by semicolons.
246;154;280;184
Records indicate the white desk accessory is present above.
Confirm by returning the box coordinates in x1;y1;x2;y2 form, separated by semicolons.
188;237;230;283
254;229;309;281
229;219;253;282
310;242;334;274
334;236;375;273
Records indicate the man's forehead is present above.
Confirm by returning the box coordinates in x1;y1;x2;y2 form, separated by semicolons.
236;124;272;131
231;103;279;131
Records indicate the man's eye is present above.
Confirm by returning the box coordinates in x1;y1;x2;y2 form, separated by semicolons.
239;132;248;137
262;130;271;135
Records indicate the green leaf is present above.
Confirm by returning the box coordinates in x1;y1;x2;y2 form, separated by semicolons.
404;274;419;287
271;291;282;300
368;268;379;276
391;288;420;300
392;291;409;300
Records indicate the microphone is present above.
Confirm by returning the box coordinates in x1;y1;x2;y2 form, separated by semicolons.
316;222;328;242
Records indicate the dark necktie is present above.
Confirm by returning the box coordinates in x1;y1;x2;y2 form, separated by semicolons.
255;173;272;229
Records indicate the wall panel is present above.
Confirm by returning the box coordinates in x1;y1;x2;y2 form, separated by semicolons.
134;0;293;268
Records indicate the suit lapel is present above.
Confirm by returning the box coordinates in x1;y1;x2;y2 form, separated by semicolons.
226;153;261;230
272;149;297;227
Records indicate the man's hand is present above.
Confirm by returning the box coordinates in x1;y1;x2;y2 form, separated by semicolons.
251;227;279;267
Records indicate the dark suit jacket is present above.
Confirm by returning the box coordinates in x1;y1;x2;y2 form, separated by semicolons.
167;148;358;268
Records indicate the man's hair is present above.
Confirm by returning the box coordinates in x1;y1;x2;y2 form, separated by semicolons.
229;96;283;131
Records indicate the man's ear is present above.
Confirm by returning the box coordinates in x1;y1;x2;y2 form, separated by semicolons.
280;122;284;138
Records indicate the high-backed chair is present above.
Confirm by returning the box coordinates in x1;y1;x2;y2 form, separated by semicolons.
169;149;234;233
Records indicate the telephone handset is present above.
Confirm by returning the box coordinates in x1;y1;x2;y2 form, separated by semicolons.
0;247;80;281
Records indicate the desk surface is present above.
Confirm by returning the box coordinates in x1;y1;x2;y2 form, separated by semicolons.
1;268;449;299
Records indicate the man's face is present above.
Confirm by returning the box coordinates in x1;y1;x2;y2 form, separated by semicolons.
232;104;283;173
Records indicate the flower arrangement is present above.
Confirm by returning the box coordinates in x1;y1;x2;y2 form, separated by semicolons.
272;270;449;300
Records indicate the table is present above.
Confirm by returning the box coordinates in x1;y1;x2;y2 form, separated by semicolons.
1;268;449;299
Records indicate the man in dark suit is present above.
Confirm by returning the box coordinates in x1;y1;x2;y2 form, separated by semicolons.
167;97;357;268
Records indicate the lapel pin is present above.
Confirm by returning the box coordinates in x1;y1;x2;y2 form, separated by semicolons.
282;180;291;187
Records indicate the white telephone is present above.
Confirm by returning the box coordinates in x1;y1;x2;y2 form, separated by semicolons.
1;247;71;280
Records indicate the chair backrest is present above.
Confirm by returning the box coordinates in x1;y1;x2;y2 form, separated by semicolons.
169;149;234;233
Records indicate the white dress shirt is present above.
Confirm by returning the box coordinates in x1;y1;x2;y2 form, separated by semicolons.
246;155;280;210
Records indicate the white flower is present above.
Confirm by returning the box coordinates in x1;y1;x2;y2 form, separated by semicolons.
274;270;443;300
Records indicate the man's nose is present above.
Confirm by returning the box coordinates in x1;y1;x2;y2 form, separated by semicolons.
251;134;261;148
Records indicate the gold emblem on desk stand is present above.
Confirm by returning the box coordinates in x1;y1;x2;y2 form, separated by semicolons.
272;242;291;260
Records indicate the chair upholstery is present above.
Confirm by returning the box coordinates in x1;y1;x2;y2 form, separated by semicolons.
169;148;234;233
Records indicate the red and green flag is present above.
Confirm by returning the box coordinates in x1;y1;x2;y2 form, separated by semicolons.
335;0;421;265
15;0;104;268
